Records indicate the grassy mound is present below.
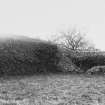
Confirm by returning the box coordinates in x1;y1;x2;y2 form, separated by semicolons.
87;66;105;75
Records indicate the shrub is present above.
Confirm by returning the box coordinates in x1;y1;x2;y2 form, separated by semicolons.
68;52;105;72
33;42;61;73
0;38;61;76
56;48;82;73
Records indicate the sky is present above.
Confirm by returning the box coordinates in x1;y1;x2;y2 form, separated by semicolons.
0;0;105;50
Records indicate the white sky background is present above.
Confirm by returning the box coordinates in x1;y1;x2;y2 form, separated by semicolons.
0;0;105;50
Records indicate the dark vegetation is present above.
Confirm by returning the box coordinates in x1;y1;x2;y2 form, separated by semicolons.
0;33;105;77
0;37;60;76
67;50;105;72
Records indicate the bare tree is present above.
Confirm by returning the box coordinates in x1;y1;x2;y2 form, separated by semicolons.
54;28;94;51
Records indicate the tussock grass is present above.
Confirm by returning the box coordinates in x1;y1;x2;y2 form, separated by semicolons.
0;74;105;105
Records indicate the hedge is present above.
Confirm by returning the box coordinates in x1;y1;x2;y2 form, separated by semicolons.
0;38;61;76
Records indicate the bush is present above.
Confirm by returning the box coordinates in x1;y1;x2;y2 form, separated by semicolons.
56;48;82;73
68;52;105;72
87;66;105;75
33;42;61;73
0;38;61;76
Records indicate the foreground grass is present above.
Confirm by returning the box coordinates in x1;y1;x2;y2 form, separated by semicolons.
0;74;105;105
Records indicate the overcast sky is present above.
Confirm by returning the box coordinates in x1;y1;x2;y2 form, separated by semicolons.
0;0;105;50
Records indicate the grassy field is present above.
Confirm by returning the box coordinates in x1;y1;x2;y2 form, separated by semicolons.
0;74;105;105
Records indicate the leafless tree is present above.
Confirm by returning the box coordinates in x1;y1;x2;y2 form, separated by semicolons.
54;28;94;51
